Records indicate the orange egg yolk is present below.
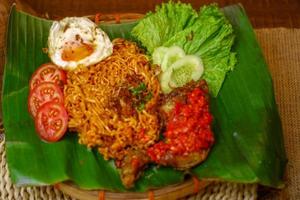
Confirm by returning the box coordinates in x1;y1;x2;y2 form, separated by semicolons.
61;39;94;62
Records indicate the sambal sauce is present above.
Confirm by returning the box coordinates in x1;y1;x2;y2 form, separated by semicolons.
147;86;214;163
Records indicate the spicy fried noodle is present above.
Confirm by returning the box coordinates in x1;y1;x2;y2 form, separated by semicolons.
64;39;160;161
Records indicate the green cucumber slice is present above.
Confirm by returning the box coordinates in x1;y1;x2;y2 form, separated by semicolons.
169;55;204;88
161;46;185;72
152;46;169;65
160;67;173;94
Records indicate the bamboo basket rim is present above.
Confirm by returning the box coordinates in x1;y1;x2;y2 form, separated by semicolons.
57;179;212;200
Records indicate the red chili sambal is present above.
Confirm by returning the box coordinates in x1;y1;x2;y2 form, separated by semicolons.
147;86;214;163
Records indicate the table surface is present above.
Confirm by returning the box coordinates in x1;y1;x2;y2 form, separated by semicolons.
20;0;300;28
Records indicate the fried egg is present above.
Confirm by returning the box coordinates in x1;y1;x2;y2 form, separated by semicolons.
48;17;113;70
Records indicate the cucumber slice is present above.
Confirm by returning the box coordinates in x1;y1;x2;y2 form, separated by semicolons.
159;67;173;94
169;55;204;88
152;46;169;65
161;46;185;72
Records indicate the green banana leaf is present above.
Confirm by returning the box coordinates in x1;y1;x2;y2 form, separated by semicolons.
2;4;286;192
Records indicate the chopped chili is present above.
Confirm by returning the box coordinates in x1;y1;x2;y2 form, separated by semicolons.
147;87;214;162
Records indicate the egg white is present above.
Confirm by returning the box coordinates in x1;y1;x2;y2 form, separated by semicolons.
48;17;113;70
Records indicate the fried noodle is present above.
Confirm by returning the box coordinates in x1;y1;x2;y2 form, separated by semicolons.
64;39;160;161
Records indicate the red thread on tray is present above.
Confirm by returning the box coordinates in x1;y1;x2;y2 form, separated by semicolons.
148;190;154;200
54;184;60;190
95;13;101;24
98;190;105;200
114;14;121;24
193;177;200;194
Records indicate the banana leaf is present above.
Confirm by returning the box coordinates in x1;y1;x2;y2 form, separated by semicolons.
2;4;286;192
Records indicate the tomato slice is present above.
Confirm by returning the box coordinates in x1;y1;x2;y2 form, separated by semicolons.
35;102;68;142
28;82;64;117
29;63;66;90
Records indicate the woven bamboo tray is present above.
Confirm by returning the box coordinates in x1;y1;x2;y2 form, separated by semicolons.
0;3;259;200
0;4;221;199
55;12;212;200
57;180;211;200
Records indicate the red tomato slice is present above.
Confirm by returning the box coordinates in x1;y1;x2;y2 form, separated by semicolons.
35;102;68;142
29;63;66;90
28;82;64;117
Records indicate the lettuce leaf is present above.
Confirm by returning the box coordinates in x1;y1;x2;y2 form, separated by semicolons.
131;2;198;53
131;2;236;96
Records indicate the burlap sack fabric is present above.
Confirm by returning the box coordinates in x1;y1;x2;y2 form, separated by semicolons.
0;1;299;200
255;28;300;200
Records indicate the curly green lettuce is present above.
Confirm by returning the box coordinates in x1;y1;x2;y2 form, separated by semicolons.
131;2;236;96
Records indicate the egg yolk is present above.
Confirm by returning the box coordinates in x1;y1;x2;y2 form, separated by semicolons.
61;37;94;62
